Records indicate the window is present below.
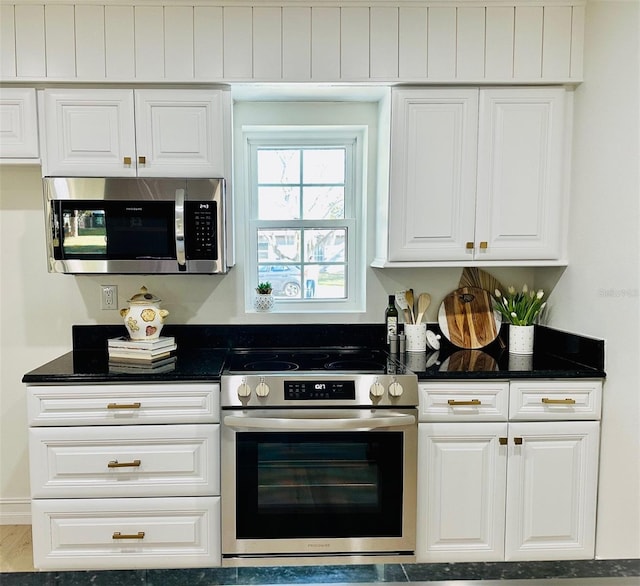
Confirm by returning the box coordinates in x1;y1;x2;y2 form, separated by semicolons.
245;127;366;312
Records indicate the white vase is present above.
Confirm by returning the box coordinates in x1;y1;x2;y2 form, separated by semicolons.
509;324;535;354
254;293;274;312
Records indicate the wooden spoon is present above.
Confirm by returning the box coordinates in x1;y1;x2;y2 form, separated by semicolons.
405;289;415;324
415;292;431;324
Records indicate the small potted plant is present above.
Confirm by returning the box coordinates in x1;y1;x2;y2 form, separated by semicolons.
493;285;546;354
255;281;274;312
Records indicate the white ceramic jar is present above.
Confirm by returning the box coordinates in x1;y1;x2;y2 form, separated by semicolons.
120;286;169;339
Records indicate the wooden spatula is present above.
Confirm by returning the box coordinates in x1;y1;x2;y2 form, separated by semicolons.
415;292;431;324
405;289;415;324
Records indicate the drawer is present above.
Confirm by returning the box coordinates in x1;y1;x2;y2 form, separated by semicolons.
509;380;603;420
27;383;219;426
30;424;219;498
31;496;220;570
419;382;509;421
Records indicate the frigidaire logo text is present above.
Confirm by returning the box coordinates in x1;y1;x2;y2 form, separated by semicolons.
125;207;143;212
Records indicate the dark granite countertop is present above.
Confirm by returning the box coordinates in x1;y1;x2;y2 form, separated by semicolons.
22;324;605;384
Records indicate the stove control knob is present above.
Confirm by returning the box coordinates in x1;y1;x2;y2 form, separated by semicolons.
369;381;385;397
237;382;252;398
255;381;270;397
388;381;404;397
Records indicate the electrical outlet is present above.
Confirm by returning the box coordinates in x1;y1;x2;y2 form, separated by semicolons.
101;285;118;310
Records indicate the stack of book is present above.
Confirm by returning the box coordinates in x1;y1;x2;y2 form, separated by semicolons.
107;336;177;373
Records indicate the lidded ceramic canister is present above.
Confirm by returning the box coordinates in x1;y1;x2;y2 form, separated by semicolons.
120;286;169;340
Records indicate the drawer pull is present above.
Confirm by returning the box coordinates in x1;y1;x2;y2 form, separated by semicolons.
498;437;508;445
448;399;482;406
108;459;141;468
112;531;145;540
107;402;141;409
514;437;523;445
541;397;576;405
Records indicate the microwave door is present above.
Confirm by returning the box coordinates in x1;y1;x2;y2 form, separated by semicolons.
175;188;186;268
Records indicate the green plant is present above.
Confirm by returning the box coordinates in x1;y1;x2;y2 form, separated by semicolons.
493;285;546;326
256;281;273;294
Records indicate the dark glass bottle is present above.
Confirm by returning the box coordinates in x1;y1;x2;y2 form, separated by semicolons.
385;294;398;345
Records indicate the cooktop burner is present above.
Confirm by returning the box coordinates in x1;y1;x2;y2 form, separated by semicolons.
224;348;392;374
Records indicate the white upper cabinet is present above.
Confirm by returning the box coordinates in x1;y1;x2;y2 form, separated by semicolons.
42;88;229;177
0;87;39;159
381;86;568;266
0;2;584;83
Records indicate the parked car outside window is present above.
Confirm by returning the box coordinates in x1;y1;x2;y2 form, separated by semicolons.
258;265;302;298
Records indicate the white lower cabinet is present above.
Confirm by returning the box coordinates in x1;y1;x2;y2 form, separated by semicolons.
417;380;602;562
32;496;220;570
27;383;221;570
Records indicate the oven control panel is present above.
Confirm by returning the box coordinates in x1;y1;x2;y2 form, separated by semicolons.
284;380;356;401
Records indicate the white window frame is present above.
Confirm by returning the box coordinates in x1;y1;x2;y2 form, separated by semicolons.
244;126;367;313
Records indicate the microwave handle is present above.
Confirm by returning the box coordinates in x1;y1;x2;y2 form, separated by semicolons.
223;413;416;432
175;188;186;266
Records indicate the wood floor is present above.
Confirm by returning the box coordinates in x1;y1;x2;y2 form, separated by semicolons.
0;525;35;572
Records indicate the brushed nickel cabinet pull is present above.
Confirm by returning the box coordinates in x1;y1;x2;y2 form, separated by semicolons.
514;437;523;445
112;531;145;540
447;399;481;406
108;459;141;468
138;155;146;164
465;242;474;250
123;156;132;165
499;437;508;445
107;402;141;409
479;241;488;249
542;397;576;404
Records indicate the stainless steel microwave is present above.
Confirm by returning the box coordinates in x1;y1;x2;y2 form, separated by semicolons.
44;177;228;274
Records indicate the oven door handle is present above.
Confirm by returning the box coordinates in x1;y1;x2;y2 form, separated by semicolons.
223;413;416;431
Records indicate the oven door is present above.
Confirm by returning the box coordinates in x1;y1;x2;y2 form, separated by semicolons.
221;409;417;559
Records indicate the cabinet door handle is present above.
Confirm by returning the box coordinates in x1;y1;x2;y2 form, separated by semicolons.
447;399;481;406
499;437;508;445
107;402;141;409
514;437;523;445
138;155;146;165
541;397;576;404
479;241;488;249
465;242;474;250
108;459;141;468
112;531;145;539
123;156;132;165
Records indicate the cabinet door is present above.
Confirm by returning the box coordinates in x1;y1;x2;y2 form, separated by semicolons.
505;421;599;560
0;87;39;158
42;89;136;177
417;422;508;562
475;88;566;260
388;89;478;261
134;89;226;178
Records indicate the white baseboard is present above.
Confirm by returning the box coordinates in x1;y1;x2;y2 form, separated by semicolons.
0;498;31;525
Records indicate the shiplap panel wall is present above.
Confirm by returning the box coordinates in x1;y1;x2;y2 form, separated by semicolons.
0;3;585;83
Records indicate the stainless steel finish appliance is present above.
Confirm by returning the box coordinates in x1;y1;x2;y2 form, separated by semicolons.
44;177;227;274
221;349;418;564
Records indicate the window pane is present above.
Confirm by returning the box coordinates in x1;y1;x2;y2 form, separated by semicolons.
258;186;300;220
304;229;345;262
318;265;346;299
257;229;301;262
258;264;302;298
302;186;344;220
257;149;300;183
303;149;345;184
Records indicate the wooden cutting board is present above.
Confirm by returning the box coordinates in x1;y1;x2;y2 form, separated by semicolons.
437;286;501;349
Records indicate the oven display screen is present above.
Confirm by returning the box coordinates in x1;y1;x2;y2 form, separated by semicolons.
284;380;356;400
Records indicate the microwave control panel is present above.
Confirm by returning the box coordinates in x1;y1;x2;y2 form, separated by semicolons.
185;201;218;260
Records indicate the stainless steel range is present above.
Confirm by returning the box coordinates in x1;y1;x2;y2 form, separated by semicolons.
220;348;418;565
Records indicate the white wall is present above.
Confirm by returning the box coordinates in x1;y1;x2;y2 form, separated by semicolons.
546;0;639;559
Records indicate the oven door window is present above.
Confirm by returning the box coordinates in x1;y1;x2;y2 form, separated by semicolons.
59;201;175;259
236;431;403;539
